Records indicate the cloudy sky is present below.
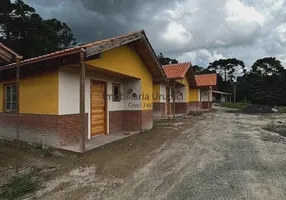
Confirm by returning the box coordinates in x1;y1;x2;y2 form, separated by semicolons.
23;0;286;68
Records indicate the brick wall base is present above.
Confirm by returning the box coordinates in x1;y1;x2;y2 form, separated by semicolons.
58;114;88;146
0;113;59;147
109;110;153;133
142;110;153;130
0;113;88;148
153;102;166;116
171;102;188;114
0;110;153;148
189;101;201;111
201;101;212;110
109;111;123;133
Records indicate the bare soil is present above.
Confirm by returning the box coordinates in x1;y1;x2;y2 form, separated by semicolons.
0;115;201;200
1;108;286;200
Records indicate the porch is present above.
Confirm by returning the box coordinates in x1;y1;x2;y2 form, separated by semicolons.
60;130;141;153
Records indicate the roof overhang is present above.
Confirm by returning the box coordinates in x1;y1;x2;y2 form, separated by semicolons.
0;43;22;66
0;30;167;83
212;90;232;95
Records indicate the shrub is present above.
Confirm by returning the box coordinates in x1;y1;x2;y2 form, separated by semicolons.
0;170;40;200
221;102;249;109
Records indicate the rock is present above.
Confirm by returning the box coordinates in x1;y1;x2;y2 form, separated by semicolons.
53;151;65;157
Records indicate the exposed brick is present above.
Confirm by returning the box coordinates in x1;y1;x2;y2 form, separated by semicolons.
0;113;59;147
153;102;166;116
142;110;153;130
109;111;123;133
110;110;153;132
58;113;88;146
171;102;188;114
201;101;212;110
189;101;201;111
122;111;142;130
0;113;88;147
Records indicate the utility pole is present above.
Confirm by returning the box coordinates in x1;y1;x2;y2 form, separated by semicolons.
233;82;237;105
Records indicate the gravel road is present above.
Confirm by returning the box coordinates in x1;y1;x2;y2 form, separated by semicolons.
107;108;286;200
16;107;286;200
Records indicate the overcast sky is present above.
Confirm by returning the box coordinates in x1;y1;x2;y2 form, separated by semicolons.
23;0;286;68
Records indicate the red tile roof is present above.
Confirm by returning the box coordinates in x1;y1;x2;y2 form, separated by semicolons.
195;74;217;87
0;30;144;69
163;62;191;79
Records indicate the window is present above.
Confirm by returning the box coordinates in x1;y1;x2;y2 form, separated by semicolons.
4;84;18;112
112;83;121;102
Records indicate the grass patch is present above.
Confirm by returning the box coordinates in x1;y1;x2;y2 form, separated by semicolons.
38;147;53;157
0;170;41;200
221;102;249;109
278;107;286;113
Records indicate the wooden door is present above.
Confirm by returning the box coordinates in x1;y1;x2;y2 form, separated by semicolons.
166;87;171;115
91;80;106;136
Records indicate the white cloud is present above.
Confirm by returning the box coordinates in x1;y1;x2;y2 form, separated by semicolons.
277;23;286;43
161;21;192;46
178;49;225;67
225;0;265;26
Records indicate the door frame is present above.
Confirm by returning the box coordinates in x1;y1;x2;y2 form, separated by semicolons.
90;79;108;137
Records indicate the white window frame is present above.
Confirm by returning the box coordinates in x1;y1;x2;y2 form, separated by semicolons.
4;84;18;112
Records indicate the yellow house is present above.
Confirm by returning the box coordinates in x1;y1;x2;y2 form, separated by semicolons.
192;74;217;111
153;62;196;116
153;62;217;116
0;30;167;151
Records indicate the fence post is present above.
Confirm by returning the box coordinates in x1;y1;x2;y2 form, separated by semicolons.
15;56;22;174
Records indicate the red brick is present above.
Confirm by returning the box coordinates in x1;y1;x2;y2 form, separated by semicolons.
153;102;166;116
109;111;123;133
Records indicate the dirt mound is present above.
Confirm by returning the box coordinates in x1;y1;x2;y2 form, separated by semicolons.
241;105;275;114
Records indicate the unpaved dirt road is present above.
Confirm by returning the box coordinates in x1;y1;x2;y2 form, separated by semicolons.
106;108;286;200
4;107;286;200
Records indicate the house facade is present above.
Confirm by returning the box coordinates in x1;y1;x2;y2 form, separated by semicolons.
190;74;217;111
0;30;167;148
153;63;218;116
153;62;196;116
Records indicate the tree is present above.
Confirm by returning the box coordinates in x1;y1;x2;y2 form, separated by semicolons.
208;58;246;82
247;57;286;105
193;64;216;74
251;57;284;76
0;0;76;59
158;53;178;65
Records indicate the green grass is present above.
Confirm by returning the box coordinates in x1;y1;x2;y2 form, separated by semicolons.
0;170;40;200
221;102;249;109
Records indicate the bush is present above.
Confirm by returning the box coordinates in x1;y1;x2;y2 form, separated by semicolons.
39;147;53;157
0;170;40;200
221;102;249;109
278;107;286;113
